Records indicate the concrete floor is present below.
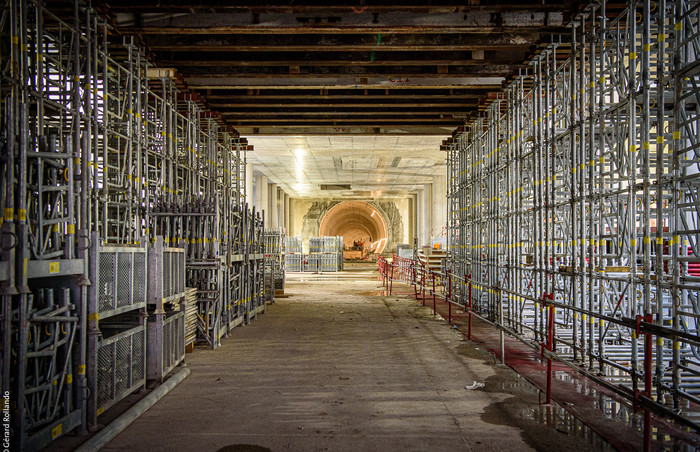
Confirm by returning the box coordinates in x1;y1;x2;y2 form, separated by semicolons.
102;275;603;452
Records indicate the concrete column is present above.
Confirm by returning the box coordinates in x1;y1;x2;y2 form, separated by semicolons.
416;189;424;247
432;175;447;238
278;189;286;233
245;163;254;209
423;184;432;245
255;174;268;222
284;194;290;233
268;183;278;229
288;198;295;236
407;196;415;246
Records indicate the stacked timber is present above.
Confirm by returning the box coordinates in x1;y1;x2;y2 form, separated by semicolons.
184;287;198;347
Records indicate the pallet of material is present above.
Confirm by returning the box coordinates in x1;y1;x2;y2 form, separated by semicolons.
184;287;198;347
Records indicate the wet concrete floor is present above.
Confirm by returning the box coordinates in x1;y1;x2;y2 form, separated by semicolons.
103;277;609;451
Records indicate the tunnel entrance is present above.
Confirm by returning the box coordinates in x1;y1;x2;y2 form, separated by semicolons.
318;201;389;255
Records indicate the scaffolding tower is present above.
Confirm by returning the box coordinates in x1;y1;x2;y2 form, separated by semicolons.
0;1;265;449
447;0;700;430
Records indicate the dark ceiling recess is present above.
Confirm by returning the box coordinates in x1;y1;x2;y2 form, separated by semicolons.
320;184;353;190
100;1;580;135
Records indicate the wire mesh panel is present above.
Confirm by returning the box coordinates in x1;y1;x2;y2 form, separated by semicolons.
321;253;339;272
285;253;303;272
147;310;185;382
264;228;285;297
285;236;303;254
309;237;323;254
98;252;116;313
148;238;186;311
95;244;148;318
95;324;146;415
306;254;321;273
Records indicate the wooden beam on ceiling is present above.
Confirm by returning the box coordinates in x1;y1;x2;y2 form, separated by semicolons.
143;32;543;51
112;10;565;34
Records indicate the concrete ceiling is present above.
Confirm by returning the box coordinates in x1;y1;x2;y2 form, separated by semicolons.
247;135;446;198
102;1;580;198
103;0;579;136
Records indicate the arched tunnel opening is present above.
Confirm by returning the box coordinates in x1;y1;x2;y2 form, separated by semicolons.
318;201;389;255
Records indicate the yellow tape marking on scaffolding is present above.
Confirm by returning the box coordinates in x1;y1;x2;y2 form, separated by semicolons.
10;36;18;44
631;331;637;339
67;224;75;234
589;316;595;324
656;237;663;245
51;424;63;440
599;319;605;327
97;407;105;416
657;337;663;346
88;313;99;322
674;341;681;350
589;81;595;88
643;44;651;52
658;33;666;42
643;237;650;245
631;239;637;247
589;160;595;167
18;208;26;221
673;131;680;139
4;208;13;222
49;262;60;274
630;52;637;60
572;166;577;174
657;136;664;144
573;312;578;319
675;22;682;31
673;235;680;245
630;144;637;153
77;364;86;375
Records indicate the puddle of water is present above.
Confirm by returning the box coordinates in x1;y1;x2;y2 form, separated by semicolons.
521;404;615;451
552;371;700;450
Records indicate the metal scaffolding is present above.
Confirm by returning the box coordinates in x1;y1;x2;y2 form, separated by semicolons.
447;0;700;431
0;0;265;449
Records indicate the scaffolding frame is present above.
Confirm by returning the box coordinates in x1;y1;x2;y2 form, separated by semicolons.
448;0;700;430
0;0;264;448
